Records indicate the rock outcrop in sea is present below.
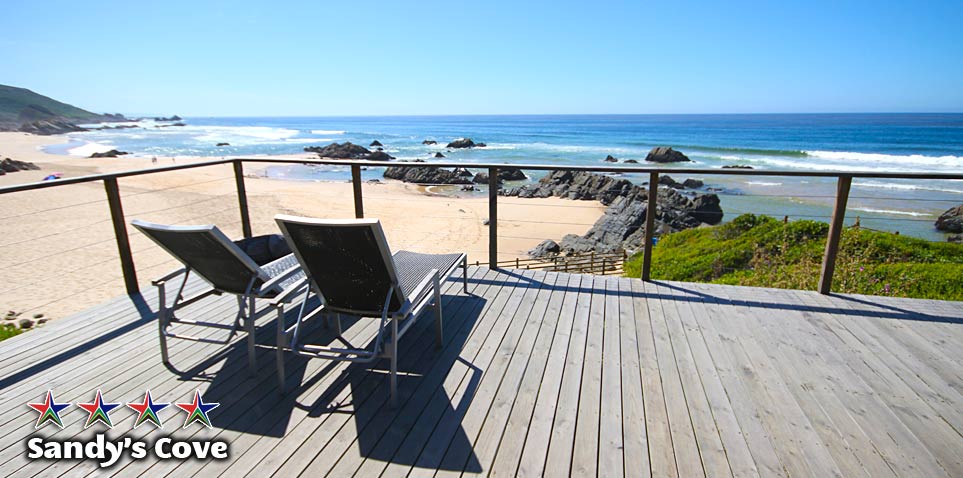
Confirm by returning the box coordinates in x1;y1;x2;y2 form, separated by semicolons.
645;146;690;163
89;149;129;158
19;119;87;135
304;142;395;160
502;170;723;255
935;204;963;233
446;138;477;149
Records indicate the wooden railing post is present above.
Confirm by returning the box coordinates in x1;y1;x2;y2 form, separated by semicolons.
819;175;852;294
351;164;364;218
488;167;499;269
103;178;138;295
641;172;659;281
233;160;252;238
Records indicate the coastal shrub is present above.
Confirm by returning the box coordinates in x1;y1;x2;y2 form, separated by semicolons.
0;324;23;341
624;214;963;300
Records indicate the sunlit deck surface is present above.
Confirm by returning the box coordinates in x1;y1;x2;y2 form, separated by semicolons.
0;266;961;477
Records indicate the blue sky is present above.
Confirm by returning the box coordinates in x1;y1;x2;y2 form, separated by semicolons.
1;0;961;116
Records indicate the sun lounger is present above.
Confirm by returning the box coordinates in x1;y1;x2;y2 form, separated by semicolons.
131;220;304;373
271;215;468;405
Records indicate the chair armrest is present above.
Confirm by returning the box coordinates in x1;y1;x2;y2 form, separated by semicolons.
152;267;187;286
397;268;439;316
260;265;303;293
270;277;310;306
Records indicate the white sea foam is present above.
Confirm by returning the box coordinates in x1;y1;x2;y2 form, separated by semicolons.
310;130;345;135
853;181;963;194
745;181;782;186
67;141;116;157
188;125;300;143
805;150;963;169
850;207;931;217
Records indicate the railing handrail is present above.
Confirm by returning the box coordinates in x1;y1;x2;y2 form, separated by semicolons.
2;157;962;196
2;156;960;298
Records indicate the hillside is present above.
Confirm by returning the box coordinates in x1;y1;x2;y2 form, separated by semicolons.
624;214;963;300
0;84;123;132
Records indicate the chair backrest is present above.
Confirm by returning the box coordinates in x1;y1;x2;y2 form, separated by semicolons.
131;220;268;295
274;215;404;315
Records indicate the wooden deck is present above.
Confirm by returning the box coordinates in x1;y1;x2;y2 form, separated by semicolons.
0;266;961;477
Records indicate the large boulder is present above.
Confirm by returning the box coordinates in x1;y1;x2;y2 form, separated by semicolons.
370;140;383;147
89;149;129;158
367;150;396;161
529;239;561;258
0;158;40;172
472;167;527;185
645;146;690;163
422;140;437;145
935;205;963;233
446;138;476;149
304;142;382;159
383;166;472;185
434;152;445;158
604;155;618;163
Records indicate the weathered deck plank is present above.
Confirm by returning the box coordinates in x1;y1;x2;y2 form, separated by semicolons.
0;269;961;478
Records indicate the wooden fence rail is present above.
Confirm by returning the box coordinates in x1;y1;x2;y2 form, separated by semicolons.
1;158;961;295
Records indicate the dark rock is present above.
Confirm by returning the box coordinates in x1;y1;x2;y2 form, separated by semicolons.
499;167;527;181
722;164;754;169
682;178;704;189
624;159;639;164
604;155;618;163
377;147;384;151
935;205;963;233
383;166;472;185
304;142;371;159
529;239;561;258
367;151;396;161
154;115;182;121
472;172;490;184
18;318;33;329
367;179;381;183
216;142;230;146
645;146;690;163
461;185;477;192
948;234;962;243
89;149;129;158
0;158;40;172
370;140;383;147
476;143;487;147
659;175;684;189
422;140;437;145
446;138;476;149
19;119;87;135
435;152;445;158
453;168;473;177
503;170;724;253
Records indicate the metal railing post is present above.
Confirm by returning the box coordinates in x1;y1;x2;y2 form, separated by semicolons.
351;164;364;218
488;167;498;269
233;160;253;238
819;175;852;294
641;172;659;281
103;178;138;295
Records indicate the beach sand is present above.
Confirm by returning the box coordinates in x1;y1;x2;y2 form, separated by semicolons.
0;132;604;320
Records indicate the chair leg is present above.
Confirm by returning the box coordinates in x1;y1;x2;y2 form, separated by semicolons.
158;308;171;366
334;313;342;336
246;296;257;374
433;273;443;349
390;316;399;408
276;306;286;394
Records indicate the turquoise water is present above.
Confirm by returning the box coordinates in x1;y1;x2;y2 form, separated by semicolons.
52;114;963;241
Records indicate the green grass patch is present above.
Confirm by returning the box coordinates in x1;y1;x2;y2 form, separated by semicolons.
624;214;963;300
0;324;24;341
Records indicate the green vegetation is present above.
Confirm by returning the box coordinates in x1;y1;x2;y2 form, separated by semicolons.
0;84;104;127
624;214;963;300
0;324;24;342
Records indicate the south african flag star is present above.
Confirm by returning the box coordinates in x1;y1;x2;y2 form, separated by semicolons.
175;390;219;429
127;390;170;429
27;390;70;429
77;390;121;429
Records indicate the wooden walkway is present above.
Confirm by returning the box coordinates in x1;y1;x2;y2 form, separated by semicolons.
0;266;961;477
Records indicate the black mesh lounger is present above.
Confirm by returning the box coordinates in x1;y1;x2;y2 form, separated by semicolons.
272;215;469;405
131;219;304;373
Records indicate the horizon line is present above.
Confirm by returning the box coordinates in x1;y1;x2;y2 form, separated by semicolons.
124;111;963;119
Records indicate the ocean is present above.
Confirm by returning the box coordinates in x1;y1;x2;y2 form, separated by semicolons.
50;114;963;241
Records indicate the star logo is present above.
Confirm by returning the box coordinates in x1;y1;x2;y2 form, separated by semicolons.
27;390;70;429
127;390;170;429
175;390;219;429
77;390;121;429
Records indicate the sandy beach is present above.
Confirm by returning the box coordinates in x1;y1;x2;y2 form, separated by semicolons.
0;132;604;320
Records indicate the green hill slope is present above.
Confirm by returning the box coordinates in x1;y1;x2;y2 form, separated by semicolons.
0;84;110;129
624;214;963;300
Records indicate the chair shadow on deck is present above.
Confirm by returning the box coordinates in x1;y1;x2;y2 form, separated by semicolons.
180;288;487;473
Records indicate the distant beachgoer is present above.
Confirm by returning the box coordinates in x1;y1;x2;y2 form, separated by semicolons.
152;156;157;164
